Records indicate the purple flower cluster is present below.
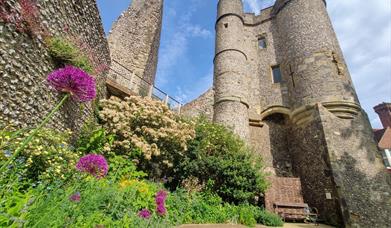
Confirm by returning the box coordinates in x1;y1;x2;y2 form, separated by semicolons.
69;192;81;203
76;154;108;178
155;190;167;216
47;66;96;102
138;209;152;219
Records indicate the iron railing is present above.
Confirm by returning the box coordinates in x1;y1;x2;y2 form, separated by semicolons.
108;59;182;113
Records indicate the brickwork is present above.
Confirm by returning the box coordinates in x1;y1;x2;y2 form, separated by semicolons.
0;0;110;131
374;103;391;129
264;177;304;213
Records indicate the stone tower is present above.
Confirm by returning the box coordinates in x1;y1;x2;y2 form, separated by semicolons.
206;0;391;227
213;0;250;140
107;0;163;96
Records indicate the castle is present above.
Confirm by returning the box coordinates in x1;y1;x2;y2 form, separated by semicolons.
186;0;391;227
0;0;390;227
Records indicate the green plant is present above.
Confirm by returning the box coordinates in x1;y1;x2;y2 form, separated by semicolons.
1;128;80;183
109;155;147;181
173;118;268;204
254;209;284;227
76;120;114;155
47;37;93;74
24;173;164;227
165;190;281;227
99;96;195;179
0;187;34;227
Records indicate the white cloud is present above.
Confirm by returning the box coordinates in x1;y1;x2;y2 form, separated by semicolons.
156;2;212;86
244;0;262;13
186;25;212;39
241;0;391;128
327;0;391;128
243;0;276;14
156;32;188;85
175;67;213;103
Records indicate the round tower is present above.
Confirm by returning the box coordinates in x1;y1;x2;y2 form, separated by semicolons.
273;0;361;124
213;0;250;140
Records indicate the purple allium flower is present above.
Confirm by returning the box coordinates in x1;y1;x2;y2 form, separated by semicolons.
69;192;81;202
47;66;96;102
138;209;152;219
156;203;167;216
76;154;108;178
155;190;168;216
155;190;167;205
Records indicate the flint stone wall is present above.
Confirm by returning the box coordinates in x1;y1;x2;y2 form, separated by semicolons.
0;0;110;131
181;88;214;121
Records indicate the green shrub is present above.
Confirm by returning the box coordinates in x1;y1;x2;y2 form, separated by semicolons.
99;96;195;179
0;128;80;183
172;118;268;204
25;176;162;227
76;120;114;155
166;190;281;227
256;210;284;227
47;37;93;74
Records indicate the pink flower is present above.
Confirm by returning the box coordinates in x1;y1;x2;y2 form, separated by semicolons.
155;190;167;204
138;209;151;219
47;66;96;102
155;190;168;216
69;192;81;202
76;154;108;178
156;203;167;216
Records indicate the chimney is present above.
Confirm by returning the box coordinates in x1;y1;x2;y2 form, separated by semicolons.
374;103;391;129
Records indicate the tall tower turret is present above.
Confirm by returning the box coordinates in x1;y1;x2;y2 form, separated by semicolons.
274;0;359;122
213;0;250;140
272;0;391;227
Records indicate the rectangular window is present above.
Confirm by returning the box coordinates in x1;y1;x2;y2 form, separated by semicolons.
258;37;267;49
272;65;282;83
383;149;391;168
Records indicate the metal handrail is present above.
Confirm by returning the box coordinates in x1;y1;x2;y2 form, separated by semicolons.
108;59;182;113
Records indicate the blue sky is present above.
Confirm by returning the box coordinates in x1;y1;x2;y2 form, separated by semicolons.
96;0;391;129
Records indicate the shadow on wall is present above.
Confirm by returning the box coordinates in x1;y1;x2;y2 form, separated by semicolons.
263;113;293;177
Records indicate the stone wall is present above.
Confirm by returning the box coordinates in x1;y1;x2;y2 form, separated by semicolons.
184;0;391;227
181;88;214;120
107;0;163;91
319;105;391;227
290;105;343;225
0;0;110;131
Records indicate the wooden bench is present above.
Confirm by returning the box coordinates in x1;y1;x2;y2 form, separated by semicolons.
273;202;318;224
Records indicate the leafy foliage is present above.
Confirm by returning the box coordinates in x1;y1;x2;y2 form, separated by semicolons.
47;37;94;74
166;190;283;227
0;104;280;227
24;176;161;227
76;120;114;155
0;128;80;183
99;96;195;179
173;118;269;204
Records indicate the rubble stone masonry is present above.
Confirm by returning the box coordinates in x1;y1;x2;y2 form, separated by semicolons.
184;0;391;226
0;0;110;131
107;0;163;93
